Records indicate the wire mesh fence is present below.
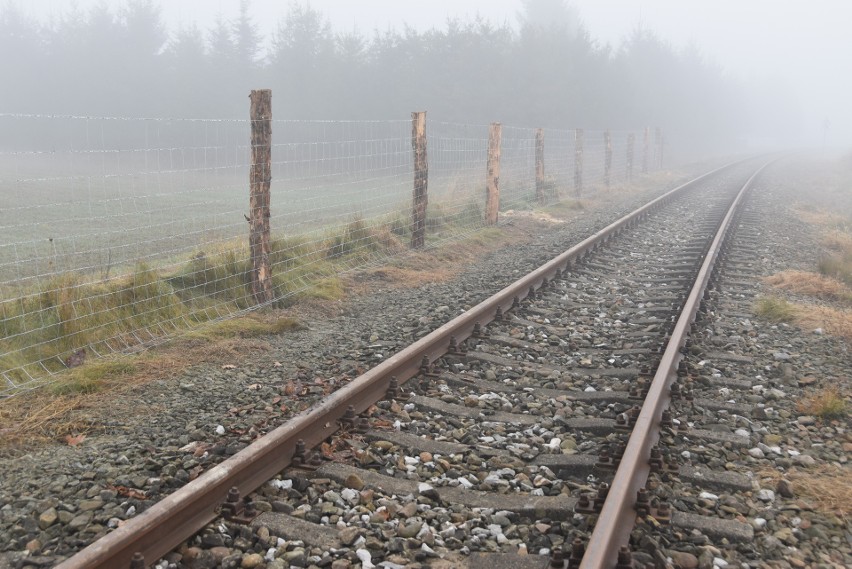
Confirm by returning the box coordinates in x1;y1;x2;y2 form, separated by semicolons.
0;108;663;396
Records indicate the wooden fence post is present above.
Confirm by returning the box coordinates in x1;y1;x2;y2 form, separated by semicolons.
627;133;635;183
604;129;613;188
642;126;650;174
574;128;584;196
411;111;428;249
535;128;545;203
485;122;502;225
249;89;273;304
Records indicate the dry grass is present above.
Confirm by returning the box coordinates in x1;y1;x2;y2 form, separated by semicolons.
792;205;847;228
764;270;852;302
793;304;852;343
758;464;852;519
791;199;852;286
821;229;852;253
753;292;852;344
349;226;525;293
797;386;848;419
0;315;298;448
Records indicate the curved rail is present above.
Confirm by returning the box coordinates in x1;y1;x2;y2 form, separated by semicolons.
579;159;776;568
55;161;741;569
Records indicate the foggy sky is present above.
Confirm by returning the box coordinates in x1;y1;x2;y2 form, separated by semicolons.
16;0;852;147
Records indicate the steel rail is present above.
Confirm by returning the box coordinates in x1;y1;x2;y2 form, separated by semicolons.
55;161;738;569
578;159;776;569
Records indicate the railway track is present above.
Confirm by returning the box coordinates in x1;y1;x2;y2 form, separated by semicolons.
53;158;806;569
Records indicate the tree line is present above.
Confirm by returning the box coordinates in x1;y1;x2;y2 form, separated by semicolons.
0;0;752;154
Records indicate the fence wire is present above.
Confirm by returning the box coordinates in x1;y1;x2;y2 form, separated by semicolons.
0;112;661;395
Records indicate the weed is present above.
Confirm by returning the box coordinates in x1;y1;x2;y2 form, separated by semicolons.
797;386;847;419
753;296;797;322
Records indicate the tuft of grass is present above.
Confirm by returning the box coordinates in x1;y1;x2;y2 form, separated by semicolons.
765;270;852;303
754;296;797;323
797;386;848;419
821;229;852;253
818;254;852;287
50;359;137;395
793;304;852;344
543;199;587;216
305;277;345;302
185;315;305;342
425;200;483;231
758;464;852;518
325;217;404;259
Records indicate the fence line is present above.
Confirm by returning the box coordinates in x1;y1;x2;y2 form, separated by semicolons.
0;101;665;396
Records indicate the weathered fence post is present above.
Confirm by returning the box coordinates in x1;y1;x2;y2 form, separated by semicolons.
485;122;502;225
249;89;273;304
626;133;635;183
574;128;584;196
604;129;613;188
535;128;545;203
411;111;428;249
642;126;650;174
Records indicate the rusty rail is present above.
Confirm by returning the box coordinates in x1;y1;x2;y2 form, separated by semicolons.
578;160;775;569
55;162;738;569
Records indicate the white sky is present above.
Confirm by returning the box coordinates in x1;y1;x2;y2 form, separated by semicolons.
16;0;852;145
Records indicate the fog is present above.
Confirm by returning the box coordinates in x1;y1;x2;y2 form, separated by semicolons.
2;0;851;155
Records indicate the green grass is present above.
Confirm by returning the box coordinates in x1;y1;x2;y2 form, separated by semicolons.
49;359;138;395
754;296;797;323
0;210;474;389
